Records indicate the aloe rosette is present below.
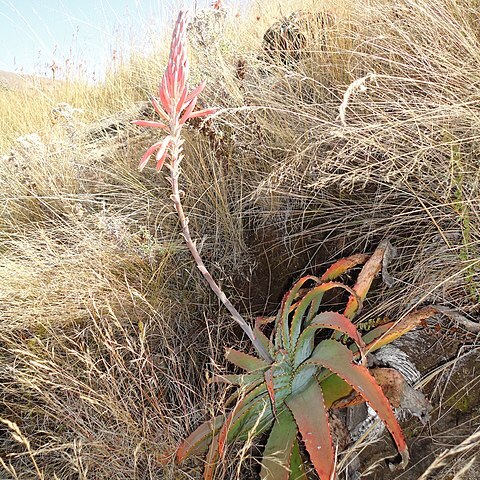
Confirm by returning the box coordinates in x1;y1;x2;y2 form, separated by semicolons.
176;241;436;479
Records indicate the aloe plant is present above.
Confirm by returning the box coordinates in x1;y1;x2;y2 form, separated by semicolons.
133;10;434;480
176;241;436;479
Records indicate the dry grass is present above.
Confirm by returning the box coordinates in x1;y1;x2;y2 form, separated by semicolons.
1;0;480;478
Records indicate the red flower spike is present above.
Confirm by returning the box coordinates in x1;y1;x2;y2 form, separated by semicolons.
133;10;217;170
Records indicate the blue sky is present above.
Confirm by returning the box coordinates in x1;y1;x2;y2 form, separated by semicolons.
0;0;215;79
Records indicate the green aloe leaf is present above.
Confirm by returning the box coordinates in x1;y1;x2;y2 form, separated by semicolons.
303;339;409;468
176;415;225;463
286;379;335;480
217;382;272;454
225;347;269;372
276;275;320;350
290;364;318;393
320;253;370;281
293;311;366;369
319;373;354;409
225;395;275;447
290;282;362;350
228;374;293;444
289;439;308;480
260;409;298;480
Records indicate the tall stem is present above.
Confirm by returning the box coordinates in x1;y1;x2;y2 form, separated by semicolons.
169;128;272;363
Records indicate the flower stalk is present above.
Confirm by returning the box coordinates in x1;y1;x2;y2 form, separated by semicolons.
133;10;272;363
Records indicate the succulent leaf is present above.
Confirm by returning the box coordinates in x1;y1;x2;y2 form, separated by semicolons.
320;253;370;282
286;379;335;480
176;415;225;463
293;311;366;368
343;241;389;319
218;382;274;453
260;409;298;480
289;439;308;480
254;326;275;356
304;339;409;468
290;282;363;349
225;348;269;372
319;373;359;408
291;364;318;393
361;306;437;352
277;275;320;350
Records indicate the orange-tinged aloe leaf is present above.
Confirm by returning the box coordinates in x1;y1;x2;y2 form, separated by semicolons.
328;369;410;410
344;241;390;319
286;380;335;480
176;415;225;463
361;306;436;353
289;438;308;480
277;275;320;350
305;340;409;468
320;253;370;282
290;282;361;349
204;434;220;480
293;311;366;368
225;348;269;373
217;382;269;454
260;409;298;480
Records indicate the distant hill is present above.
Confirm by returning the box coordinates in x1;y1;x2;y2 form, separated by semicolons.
0;70;57;90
